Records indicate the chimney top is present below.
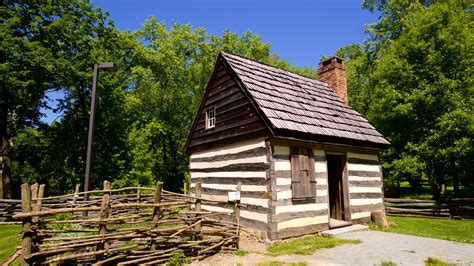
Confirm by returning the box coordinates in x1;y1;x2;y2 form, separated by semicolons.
317;56;348;104
319;56;345;70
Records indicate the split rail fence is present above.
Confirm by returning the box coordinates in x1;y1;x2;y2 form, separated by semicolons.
7;181;241;265
385;198;474;218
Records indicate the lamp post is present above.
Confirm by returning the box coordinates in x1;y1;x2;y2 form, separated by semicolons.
84;62;117;206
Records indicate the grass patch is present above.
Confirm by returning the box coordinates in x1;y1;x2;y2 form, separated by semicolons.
424;257;454;266
374;216;474;243
0;224;21;263
266;235;360;256
380;262;397;266
167;250;188;265
235;249;248;256
256;261;308;266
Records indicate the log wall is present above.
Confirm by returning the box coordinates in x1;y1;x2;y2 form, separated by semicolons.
189;139;271;233
189;140;385;240
268;145;329;239
186;60;270;154
347;152;384;223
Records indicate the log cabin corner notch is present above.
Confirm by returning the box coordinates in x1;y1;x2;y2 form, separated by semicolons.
185;51;390;240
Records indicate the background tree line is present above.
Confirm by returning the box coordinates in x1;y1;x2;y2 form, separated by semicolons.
1;0;472;199
0;0;317;197
338;0;473;199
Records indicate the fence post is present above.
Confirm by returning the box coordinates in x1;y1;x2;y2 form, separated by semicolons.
72;184;80;217
234;181;241;248
194;181;202;240
30;183;38;203
150;181;162;251
20;183;32;266
72;184;80;206
136;184;141;216
32;184;45;254
96;180;111;261
32;184;45;223
30;183;39;227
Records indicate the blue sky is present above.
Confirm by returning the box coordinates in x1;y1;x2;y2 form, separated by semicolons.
43;0;379;124
92;0;378;67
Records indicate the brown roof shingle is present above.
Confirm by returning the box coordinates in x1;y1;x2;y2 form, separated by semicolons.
220;51;390;147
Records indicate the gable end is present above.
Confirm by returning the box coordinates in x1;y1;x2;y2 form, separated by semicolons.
185;56;271;154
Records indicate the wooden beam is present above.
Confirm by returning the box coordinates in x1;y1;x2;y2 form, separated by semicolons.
20;184;32;266
96;180;111;261
150;181;163;251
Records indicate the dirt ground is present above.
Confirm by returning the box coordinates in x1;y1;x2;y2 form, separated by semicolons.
190;230;474;266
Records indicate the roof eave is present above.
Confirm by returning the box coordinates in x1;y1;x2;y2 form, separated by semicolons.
219;51;277;138
273;128;390;150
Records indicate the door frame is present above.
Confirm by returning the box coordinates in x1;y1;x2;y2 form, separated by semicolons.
325;152;351;222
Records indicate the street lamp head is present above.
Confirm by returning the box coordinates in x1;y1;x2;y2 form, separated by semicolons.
97;62;118;71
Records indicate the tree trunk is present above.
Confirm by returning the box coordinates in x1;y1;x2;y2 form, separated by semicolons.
429;166;441;200
450;157;460;197
0;96;11;199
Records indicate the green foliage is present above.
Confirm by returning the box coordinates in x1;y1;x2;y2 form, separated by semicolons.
257;262;308;266
0;225;21;263
2;1;317;195
339;0;474;198
167;251;187;265
8;0;471;202
425;257;455;266
2;0;131;196
235;249;248;256
374;216;474;243
125;18;317;191
44;28;134;194
257;262;284;266
266;235;361;256
11;128;49;186
51;213;77;231
380;262;397;266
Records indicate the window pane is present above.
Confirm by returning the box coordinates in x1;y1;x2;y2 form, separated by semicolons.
206;109;216;129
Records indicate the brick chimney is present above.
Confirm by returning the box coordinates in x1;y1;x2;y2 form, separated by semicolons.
318;56;348;104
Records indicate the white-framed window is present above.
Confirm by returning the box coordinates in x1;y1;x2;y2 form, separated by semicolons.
206;108;216;129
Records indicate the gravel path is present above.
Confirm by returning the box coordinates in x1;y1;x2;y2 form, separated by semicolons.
316;230;474;265
191;231;474;265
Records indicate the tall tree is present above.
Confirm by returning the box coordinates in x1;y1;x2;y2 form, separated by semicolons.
4;7;318;195
34;29;138;195
1;0;124;197
339;0;473;198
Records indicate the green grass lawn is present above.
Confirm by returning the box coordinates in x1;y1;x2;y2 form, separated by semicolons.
374;216;474;243
387;181;474;199
266;235;361;256
0;224;21;263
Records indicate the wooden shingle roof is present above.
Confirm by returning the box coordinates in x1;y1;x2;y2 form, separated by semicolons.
220;51;390;147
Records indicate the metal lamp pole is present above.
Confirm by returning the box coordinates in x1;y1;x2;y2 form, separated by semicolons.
84;62;117;207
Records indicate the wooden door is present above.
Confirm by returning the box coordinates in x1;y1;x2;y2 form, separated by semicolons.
327;154;347;220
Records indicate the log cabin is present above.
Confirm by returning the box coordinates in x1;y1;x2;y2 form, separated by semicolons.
184;51;390;240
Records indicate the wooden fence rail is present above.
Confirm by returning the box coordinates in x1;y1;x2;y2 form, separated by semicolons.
4;196;473;221
384;198;474;219
8;181;241;265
